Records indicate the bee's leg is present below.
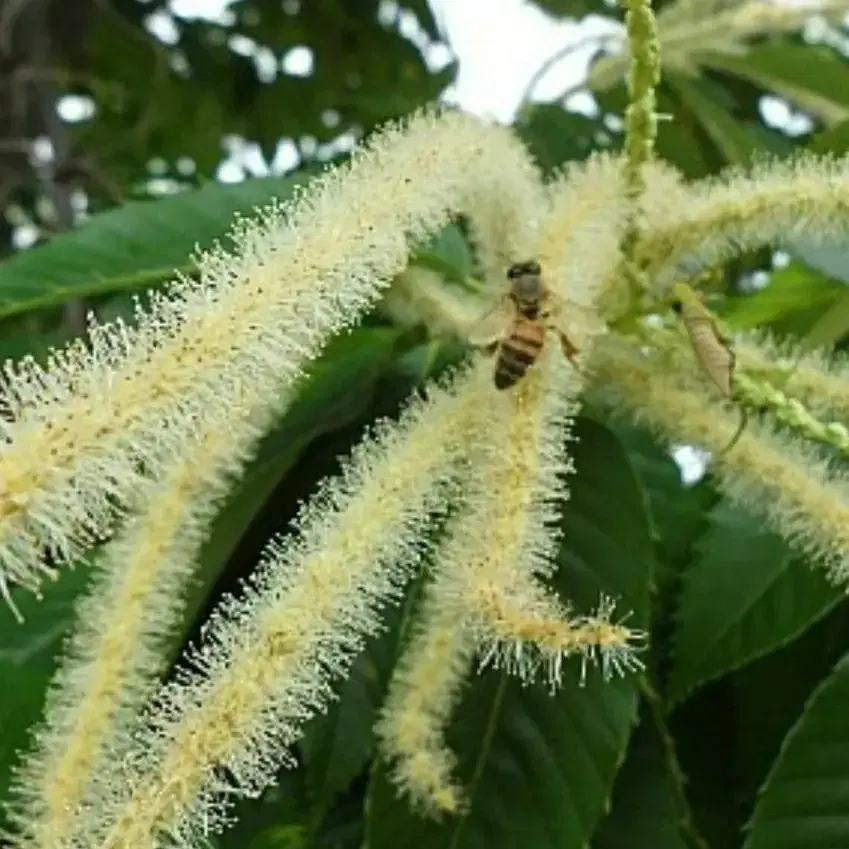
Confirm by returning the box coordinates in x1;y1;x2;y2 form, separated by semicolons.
559;334;581;365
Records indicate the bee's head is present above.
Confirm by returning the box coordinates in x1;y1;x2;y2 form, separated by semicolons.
507;260;541;280
507;260;543;301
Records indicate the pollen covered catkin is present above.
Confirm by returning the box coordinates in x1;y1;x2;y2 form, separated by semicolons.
71;362;494;849
637;154;849;290
4;386;266;849
0;109;544;606
595;337;849;584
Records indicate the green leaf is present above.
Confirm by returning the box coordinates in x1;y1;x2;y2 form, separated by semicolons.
799;288;849;350
787;240;849;286
0;566;94;818
601;417;717;693
592;695;694;849
721;263;844;331
364;417;654;849
743;649;849;849
668;500;842;706
732;602;849;817
808;117;849;155
704;45;849;126
604;419;713;567
0;565;93;664
667;73;761;166
0;175;307;320
412;224;475;284
299;593;412;810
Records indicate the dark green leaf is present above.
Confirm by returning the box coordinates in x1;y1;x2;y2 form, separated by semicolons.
364;417;654;849
668;500;842;705
0;175;306;320
704;46;849;126
299;596;410;809
412;224;475;283
0;566;94;820
721;263;844;331
732;603;849;818
808;117;849;155
667;73;762;166
743;649;849;849
593;694;695;849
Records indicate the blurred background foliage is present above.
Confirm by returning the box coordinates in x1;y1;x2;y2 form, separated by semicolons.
5;1;849;848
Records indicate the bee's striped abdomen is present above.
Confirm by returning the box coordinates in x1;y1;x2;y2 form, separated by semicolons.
493;322;545;390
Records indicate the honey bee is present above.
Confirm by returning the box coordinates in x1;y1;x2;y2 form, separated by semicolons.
468;260;580;390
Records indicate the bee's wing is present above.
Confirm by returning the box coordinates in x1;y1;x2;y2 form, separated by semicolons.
467;297;514;349
544;292;599;361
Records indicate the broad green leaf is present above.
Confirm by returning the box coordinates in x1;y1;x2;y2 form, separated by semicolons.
800;288;849;350
721;263;843;331
732;602;849;817
592;694;694;849
364;417;654;849
215;771;309;849
667;73;761;166
412;224;475;284
604;418;714;567
179;327;405;634
601;417;717;693
808;117;849;155
0;175;306;320
299;595;413;810
0;565;93;664
743;650;849;849
0;566;94;820
670;678;748;847
668;500;842;706
787;240;849;286
704;46;849;127
652;82;723;179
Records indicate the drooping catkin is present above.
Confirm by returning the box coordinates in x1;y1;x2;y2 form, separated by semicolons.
71;361;493;849
375;601;476;817
378;351;643;816
736;330;849;426
595;336;849;583
3;387;266;849
636;153;849;291
0;108;544;606
376;353;575;816
538;153;628;329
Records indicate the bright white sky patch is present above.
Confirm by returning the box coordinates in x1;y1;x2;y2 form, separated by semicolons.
431;0;619;120
167;0;615;121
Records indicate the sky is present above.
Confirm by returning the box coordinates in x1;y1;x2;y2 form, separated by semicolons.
170;0;618;121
